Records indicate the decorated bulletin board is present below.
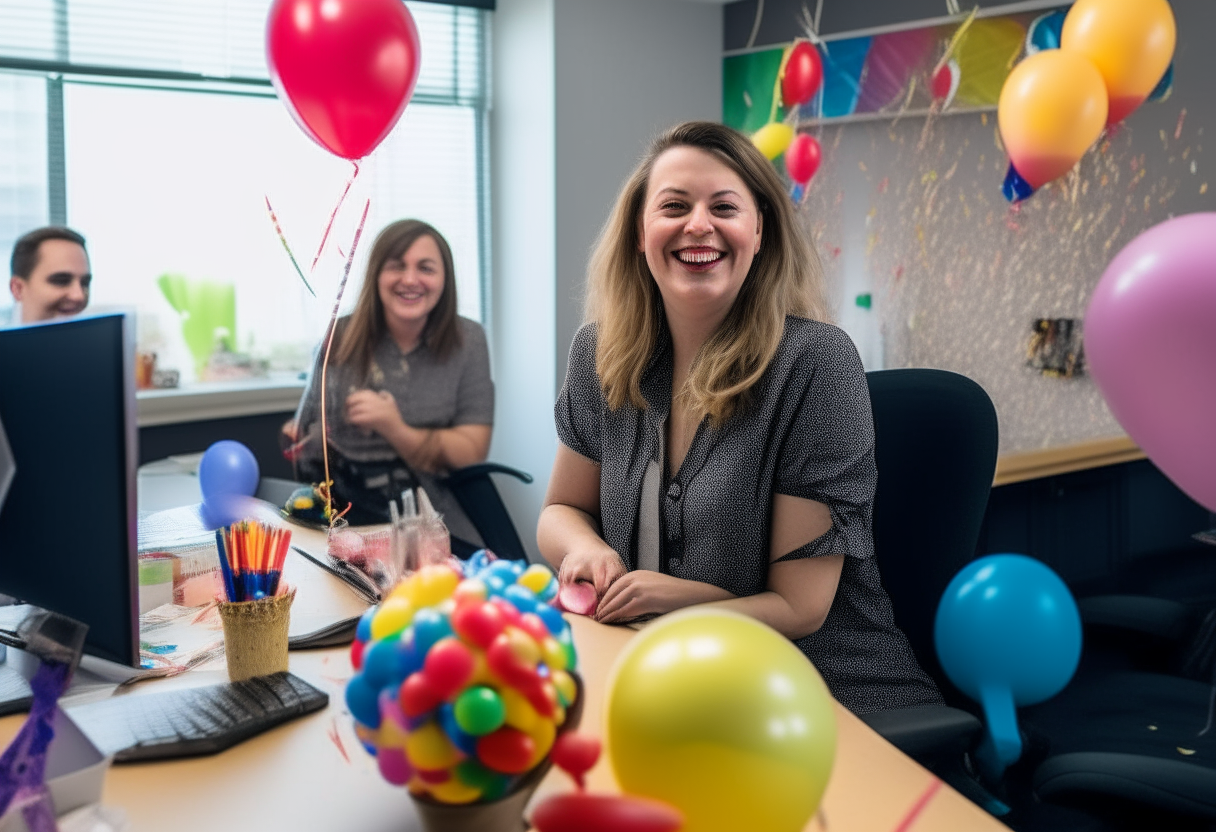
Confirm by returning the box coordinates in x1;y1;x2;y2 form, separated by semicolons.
724;2;1212;456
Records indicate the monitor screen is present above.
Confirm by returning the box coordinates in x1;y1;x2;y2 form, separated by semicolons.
0;313;139;667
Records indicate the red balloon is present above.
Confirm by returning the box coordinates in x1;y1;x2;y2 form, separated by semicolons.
266;0;421;160
532;793;684;832
550;732;602;789
782;41;824;109
785;134;822;186
422;638;476;699
399;671;442;717
452;601;506;650
476;727;535;774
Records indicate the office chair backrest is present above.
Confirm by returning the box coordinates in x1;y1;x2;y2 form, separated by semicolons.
866;369;999;693
441;463;534;562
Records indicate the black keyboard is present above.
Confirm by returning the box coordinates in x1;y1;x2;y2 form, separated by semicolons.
66;672;329;762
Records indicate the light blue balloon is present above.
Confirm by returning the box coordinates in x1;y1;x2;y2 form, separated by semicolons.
935;554;1081;776
198;440;259;501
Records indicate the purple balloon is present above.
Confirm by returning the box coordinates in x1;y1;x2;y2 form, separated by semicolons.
1085;213;1216;512
198;440;260;502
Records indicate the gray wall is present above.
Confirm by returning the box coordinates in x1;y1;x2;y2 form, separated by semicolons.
490;0;722;560
724;0;1034;49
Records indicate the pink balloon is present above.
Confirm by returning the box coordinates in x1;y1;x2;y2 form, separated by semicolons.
1084;213;1216;512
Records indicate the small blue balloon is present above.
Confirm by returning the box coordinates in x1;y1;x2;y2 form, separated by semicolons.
395;633;424;679
345;675;381;729
466;550;493;573
1025;10;1066;55
935;553;1081;775
1147;62;1174;103
356;608;376;642
438;703;478;756
198;440;260;502
411;608;453;654
535;603;566;637
503;584;539;614
362;639;406;689
1002;163;1035;203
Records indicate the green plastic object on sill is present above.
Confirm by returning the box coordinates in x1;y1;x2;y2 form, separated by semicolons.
157;274;236;377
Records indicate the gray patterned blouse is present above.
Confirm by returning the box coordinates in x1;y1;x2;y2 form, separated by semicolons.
555;316;941;714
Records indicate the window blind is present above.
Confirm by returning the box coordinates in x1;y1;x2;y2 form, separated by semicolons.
0;1;486;104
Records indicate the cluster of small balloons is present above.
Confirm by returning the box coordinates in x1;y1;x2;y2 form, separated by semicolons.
345;555;579;804
998;0;1175;201
752;40;825;192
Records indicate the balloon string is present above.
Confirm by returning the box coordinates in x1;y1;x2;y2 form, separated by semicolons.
768;42;795;125
891;778;941;832
932;6;979;77
264;196;316;297
311;161;361;274
319;197;372;525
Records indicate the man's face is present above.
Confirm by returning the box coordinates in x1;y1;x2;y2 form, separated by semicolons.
10;239;91;323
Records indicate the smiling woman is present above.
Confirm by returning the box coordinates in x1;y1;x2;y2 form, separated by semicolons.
288;219;493;551
538;121;942;716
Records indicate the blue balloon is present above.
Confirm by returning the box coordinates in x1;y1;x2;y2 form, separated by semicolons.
935;554;1081;777
198;440;259;502
344;675;381;729
1025;10;1066;55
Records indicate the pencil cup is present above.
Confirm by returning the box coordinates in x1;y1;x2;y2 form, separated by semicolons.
218;588;295;682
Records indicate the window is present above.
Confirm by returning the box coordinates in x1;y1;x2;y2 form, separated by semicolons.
0;1;489;384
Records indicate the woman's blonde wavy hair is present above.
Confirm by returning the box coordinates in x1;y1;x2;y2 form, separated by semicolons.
585;121;830;425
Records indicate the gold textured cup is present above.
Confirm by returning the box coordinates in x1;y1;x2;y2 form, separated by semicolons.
217;588;295;682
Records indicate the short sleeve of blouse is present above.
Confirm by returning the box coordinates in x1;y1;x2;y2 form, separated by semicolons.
453;320;495;426
554;324;603;463
774;324;877;561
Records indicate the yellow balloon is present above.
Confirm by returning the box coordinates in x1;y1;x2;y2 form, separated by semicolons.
752;123;793;161
606;609;836;832
998;49;1107;189
1061;0;1176;124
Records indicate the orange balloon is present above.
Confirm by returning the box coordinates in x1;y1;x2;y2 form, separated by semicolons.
1061;0;1176;124
998;49;1107;190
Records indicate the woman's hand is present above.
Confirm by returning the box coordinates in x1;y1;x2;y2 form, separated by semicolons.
557;546;626;598
595;571;734;624
345;389;404;436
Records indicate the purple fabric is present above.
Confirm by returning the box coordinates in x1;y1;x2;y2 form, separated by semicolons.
0;660;73;832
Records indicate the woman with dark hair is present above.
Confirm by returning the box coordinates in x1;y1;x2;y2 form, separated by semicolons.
289;219;493;552
538;122;940;714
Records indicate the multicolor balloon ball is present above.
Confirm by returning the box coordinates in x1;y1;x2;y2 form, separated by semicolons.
346;553;576;804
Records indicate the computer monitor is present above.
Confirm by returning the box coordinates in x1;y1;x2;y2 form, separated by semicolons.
0;313;139;668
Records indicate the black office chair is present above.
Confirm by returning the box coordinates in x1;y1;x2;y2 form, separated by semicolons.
261;461;534;562
1013;603;1216;828
440;462;533;562
858;369;998;765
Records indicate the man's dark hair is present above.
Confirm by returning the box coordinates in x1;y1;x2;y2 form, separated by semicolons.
10;226;87;279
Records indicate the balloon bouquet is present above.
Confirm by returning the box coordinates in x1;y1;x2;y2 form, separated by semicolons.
751;39;825;202
264;0;421;523
345;557;587;830
998;0;1176;202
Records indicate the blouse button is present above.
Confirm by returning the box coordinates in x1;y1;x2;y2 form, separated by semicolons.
666;482;682;501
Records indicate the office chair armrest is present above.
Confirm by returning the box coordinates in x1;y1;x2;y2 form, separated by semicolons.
1078;595;1195;644
860;704;983;761
443;463;534;486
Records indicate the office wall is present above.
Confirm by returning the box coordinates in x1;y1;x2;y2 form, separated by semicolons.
491;0;722;560
722;0;1215;454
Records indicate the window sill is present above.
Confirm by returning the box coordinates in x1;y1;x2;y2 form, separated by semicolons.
137;377;306;427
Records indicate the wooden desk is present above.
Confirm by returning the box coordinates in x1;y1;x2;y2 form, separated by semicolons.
0;527;1007;831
